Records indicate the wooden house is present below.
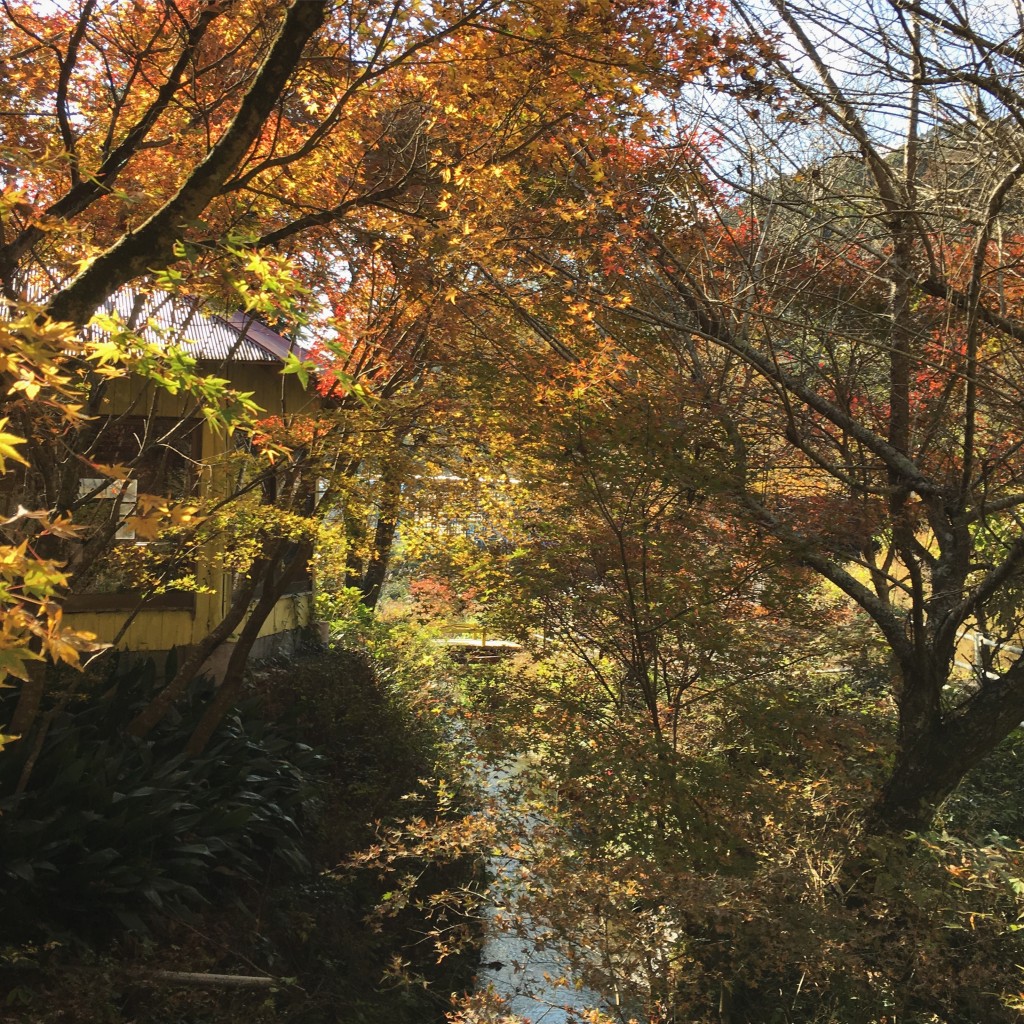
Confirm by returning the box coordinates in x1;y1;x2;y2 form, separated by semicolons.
61;292;317;674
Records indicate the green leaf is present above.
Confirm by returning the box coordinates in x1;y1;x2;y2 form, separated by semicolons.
282;352;316;390
0;646;41;682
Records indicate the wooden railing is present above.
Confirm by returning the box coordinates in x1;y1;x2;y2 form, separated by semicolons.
436;622;489;645
435;623;522;662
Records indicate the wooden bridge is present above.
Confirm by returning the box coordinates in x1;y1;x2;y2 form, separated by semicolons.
435;624;522;663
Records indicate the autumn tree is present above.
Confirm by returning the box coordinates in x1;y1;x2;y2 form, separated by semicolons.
0;0;759;756
500;0;1024;829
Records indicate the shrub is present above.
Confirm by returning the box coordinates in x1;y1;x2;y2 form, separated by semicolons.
0;659;322;943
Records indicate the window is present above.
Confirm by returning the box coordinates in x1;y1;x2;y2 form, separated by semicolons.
65;416;202;611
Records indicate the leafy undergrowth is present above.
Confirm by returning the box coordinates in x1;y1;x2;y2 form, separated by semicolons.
451;655;1024;1024
0;645;480;1024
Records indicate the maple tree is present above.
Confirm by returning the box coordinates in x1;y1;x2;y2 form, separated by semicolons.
0;310;108;725
430;365;818;730
4;0;1021;834
678;0;1024;829
16;0;1024;1008
0;0;757;755
374;341;1024;1021
20;0;1024;1017
448;0;1024;831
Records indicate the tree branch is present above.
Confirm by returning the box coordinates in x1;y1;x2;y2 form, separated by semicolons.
44;0;328;327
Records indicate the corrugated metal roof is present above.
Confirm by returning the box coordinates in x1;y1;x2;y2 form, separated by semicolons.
223;312;300;361
4;283;306;363
94;291;302;364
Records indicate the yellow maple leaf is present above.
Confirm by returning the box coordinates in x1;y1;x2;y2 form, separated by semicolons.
0;418;29;472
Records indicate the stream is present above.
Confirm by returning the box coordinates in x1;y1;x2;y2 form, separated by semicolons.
474;758;608;1023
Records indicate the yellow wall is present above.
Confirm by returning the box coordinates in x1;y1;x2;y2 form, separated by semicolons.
69;609;197;653
96;362;312;419
66;593;313;651
255;592;314;640
66;361;317;660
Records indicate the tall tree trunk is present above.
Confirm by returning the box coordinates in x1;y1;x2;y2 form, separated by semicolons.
9;663;45;741
359;512;398;610
871;724;959;832
871;657;1024;830
358;470;403;610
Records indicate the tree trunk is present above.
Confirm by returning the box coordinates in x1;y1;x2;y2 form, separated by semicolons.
871;728;963;832
358;471;402;609
9;664;45;740
125;545;281;739
871;658;1024;830
185;540;311;756
359;512;397;610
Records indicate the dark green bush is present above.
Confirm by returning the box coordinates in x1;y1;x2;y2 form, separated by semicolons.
0;659;323;943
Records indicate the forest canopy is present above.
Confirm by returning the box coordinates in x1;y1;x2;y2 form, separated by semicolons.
4;0;1024;1020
